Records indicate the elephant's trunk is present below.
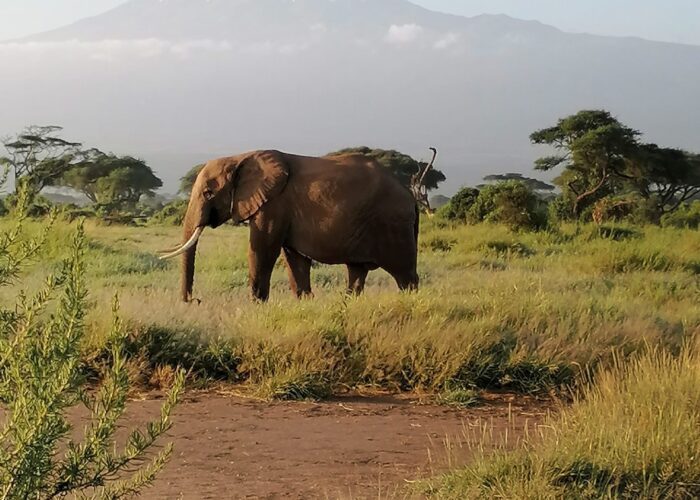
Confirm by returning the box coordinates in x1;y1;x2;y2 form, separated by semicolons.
180;213;201;303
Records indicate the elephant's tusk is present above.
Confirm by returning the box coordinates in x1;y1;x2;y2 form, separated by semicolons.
157;243;186;254
158;227;204;260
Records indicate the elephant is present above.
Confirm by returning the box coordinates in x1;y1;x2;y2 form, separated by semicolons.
159;150;420;302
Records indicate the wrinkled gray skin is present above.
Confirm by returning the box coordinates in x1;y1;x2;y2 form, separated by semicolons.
178;150;419;302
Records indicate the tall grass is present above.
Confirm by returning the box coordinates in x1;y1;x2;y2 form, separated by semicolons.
424;347;700;498
0;218;697;398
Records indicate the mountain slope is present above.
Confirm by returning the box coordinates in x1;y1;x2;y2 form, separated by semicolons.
25;0;560;43
2;0;699;194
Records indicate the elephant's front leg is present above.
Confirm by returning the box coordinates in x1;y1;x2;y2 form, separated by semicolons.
283;248;313;298
247;223;284;302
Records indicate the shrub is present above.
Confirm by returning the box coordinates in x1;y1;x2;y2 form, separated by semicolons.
661;201;700;229
547;194;575;224
426;236;457;253
2;192;54;218
592;194;661;225
468;181;546;230
0;188;183;498
61;206;98;222
149;198;188;226
439;187;480;222
437;387;481;408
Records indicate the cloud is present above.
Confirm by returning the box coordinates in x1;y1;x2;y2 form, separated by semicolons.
384;24;423;45
0;39;232;60
0;38;324;60
434;33;460;50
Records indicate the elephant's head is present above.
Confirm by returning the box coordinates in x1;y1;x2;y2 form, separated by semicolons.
159;150;289;302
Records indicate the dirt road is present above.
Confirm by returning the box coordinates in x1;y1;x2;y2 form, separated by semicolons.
109;392;550;499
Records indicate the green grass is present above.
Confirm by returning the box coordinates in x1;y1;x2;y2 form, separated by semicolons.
423;347;700;499
437;386;482;408
0;218;698;399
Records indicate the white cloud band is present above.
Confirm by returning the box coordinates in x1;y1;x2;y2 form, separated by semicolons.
384;24;424;45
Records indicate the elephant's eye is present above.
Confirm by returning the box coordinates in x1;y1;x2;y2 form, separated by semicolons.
203;189;214;201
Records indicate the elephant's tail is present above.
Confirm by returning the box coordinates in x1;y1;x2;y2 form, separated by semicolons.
414;204;420;244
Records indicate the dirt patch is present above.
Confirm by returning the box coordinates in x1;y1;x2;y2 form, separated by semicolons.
90;392;552;499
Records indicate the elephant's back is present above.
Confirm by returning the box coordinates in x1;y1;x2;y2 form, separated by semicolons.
281;153;417;265
286;153;414;208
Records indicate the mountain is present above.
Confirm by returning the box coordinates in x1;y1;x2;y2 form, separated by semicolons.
1;0;699;194
24;0;560;43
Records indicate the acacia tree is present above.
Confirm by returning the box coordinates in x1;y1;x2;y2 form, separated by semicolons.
0;125;83;199
631;144;700;214
481;174;555;195
57;151;162;208
530;110;640;217
178;164;205;196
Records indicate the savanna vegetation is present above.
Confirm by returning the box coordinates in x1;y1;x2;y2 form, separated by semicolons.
1;109;699;498
0;217;696;399
0;187;184;498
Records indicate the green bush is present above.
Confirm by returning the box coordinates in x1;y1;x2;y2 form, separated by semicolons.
149;198;188;226
438;187;480;222
0;197;8;217
661;201;700;229
2;192;54;218
468;181;546;230
61;206;98;222
546;194;574;224
0;189;183;498
592;194;661;225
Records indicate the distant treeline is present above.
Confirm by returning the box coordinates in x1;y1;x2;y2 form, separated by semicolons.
2;109;699;229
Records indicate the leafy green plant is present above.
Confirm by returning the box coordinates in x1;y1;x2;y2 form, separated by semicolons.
148;198;188;226
437;387;481;408
438;187;480;222
259;370;333;401
661;200;700;229
0;186;184;498
468;181;546;230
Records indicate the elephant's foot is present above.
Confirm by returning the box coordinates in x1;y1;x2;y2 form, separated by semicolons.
294;290;315;300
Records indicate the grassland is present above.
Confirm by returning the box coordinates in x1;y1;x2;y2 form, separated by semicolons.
1;218;697;398
2;217;699;497
424;349;700;498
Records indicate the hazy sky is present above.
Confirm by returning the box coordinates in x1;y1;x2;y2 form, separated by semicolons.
0;0;698;45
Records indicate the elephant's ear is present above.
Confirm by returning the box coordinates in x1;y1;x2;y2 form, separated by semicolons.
231;150;289;223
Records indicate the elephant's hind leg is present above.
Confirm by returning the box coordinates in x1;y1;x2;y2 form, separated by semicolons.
381;253;419;292
283;248;313;298
347;264;369;295
391;270;419;292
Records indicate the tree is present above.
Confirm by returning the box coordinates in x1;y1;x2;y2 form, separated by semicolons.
631;144;700;214
481;173;555;194
326;147;446;192
57;151;162;208
530;110;640;217
179;164;205;196
0;125;83;198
